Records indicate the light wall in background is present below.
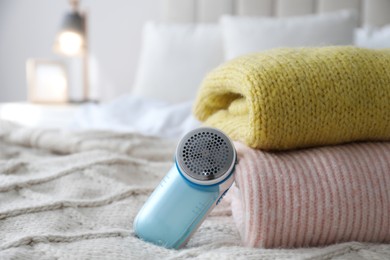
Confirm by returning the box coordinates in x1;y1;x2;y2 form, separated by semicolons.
0;0;160;102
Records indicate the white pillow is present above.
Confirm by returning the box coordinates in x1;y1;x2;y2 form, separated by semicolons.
355;25;390;48
221;10;358;60
132;22;223;103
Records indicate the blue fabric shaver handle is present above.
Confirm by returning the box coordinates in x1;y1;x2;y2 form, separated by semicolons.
133;164;233;249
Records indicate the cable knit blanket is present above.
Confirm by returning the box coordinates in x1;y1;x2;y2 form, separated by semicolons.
1;120;390;259
193;46;390;150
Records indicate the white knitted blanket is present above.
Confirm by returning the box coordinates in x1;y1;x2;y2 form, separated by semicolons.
1;120;389;259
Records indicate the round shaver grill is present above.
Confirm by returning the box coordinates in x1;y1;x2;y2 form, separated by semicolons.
177;127;236;182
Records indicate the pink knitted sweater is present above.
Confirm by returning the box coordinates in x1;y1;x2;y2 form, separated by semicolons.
231;142;390;248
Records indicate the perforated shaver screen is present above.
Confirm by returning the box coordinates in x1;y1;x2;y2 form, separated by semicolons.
176;128;235;181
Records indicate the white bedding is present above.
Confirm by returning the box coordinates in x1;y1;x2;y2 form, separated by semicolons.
71;95;201;138
1;121;389;259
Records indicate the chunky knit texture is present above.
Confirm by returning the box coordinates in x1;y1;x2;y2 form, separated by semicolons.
231;141;390;248
2;121;390;259
193;46;390;150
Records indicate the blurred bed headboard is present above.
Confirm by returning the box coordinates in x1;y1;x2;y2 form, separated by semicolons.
161;0;390;27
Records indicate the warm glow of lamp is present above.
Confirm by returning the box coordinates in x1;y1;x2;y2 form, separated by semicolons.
53;0;90;102
57;31;84;56
53;11;86;57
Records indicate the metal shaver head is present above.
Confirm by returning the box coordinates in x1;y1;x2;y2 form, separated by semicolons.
176;127;236;185
134;127;237;249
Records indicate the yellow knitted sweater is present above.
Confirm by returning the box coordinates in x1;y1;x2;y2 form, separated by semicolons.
193;46;390;150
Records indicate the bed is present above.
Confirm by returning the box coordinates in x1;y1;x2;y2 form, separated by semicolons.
1;0;390;259
2;121;390;259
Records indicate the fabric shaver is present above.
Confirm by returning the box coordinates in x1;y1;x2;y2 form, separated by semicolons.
133;127;237;249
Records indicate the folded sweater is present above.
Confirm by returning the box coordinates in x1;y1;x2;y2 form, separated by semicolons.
193;47;390;150
231;141;390;248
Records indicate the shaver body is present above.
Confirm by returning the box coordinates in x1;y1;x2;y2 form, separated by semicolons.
133;127;236;249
